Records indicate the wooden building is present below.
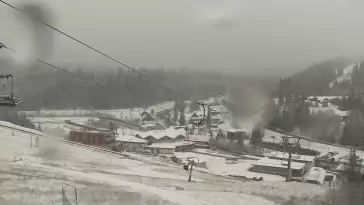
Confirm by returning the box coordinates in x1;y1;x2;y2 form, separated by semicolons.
115;135;146;153
68;130;115;147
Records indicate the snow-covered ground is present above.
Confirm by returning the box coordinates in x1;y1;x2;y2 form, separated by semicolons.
174;150;285;182
0;122;326;204
22;101;176;119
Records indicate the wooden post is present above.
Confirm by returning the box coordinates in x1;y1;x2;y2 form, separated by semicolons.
188;160;194;182
286;149;292;181
74;186;78;205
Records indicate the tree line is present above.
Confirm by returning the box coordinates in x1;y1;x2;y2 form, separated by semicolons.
275;57;351;96
7;65;228;110
261;81;342;144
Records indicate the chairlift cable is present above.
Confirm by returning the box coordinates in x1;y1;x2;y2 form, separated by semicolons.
0;0;216;133
0;0;206;108
1;44;176;114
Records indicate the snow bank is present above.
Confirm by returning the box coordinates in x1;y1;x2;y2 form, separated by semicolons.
0;121;45;136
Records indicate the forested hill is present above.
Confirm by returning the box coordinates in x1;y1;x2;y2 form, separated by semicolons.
284;57;352;96
1;60;277;110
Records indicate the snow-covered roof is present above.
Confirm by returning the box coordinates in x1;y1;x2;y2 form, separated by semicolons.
158;135;173;141
308;96;341;101
211;116;222;120
141;124;156;128
266;151;315;162
72;130;105;134
226;128;248;133
0;121;45;136
304;167;326;185
186;124;194;129
134;127;185;140
334;109;350;117
203;98;217;105
310;106;350;117
173;152;210;163
252;157;305;170
186;134;210;142
147;141;194;149
336;164;349;171
115;135;146;143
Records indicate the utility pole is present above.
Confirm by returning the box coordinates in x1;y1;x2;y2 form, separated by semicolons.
188;159;194;182
281;136;301;182
207;105;212;144
183;159;195;182
271;136;277;155
286;148;292;181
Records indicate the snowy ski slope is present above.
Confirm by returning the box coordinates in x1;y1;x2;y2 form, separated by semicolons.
0;122;326;205
329;63;357;88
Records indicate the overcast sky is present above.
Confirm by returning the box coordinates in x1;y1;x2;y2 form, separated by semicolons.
1;0;364;74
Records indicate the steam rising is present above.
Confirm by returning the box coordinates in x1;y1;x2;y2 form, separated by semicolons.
13;2;55;67
228;85;269;129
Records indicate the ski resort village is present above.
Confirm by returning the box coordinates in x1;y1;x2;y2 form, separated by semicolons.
3;1;364;204
1;89;364;204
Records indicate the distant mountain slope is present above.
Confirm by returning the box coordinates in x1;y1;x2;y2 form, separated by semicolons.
287;57;353;95
329;63;357;88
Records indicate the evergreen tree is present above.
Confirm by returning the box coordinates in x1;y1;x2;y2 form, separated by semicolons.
278;79;284;105
284;78;293;109
250;127;263;148
294;101;311;129
341;109;364;146
178;100;185;114
281;109;295;132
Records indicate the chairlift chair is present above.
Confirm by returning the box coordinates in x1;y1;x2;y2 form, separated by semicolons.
0;74;21;107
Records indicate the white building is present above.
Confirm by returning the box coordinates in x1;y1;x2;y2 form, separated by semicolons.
147;141;195;155
115;135;146;153
134;127;186;143
265;151;316;172
250;157;306;177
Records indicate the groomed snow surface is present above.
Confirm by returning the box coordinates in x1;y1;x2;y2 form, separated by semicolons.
0;122;326;205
